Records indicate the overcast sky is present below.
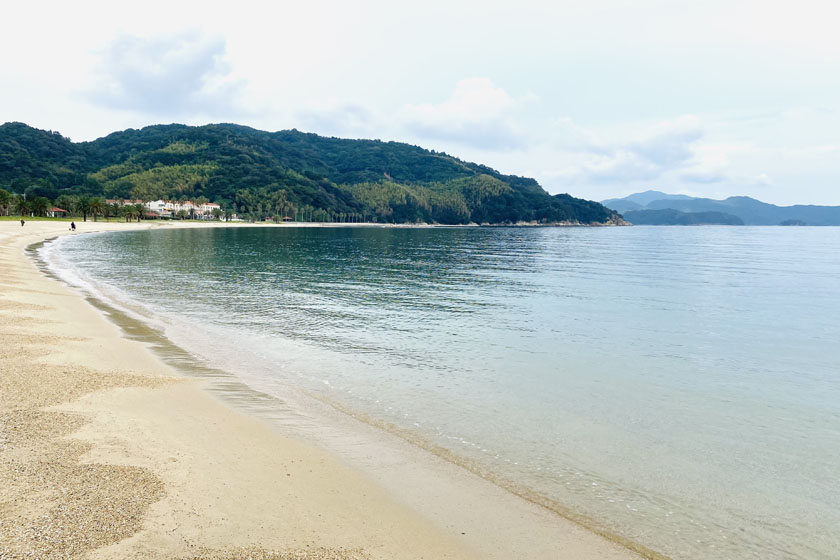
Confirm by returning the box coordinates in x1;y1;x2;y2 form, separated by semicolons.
2;0;838;205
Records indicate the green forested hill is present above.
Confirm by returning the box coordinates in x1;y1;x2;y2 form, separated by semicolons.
0;122;619;224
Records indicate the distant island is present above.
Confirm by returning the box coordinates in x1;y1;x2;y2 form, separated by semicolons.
622;209;744;226
0;122;621;226
603;190;840;226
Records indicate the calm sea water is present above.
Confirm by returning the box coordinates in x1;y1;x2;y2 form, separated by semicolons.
46;226;840;560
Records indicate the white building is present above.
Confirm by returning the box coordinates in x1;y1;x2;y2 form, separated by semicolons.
144;200;221;219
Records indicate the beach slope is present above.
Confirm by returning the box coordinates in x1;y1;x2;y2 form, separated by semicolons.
0;221;643;560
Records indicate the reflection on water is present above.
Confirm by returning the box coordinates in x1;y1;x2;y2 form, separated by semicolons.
49;225;840;560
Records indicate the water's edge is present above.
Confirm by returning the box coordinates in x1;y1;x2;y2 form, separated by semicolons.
28;233;663;560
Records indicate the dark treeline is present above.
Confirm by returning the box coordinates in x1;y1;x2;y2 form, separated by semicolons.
0;188;148;223
623;209;745;226
0;122;620;225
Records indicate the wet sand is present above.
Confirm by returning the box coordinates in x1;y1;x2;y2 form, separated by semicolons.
0;220;643;560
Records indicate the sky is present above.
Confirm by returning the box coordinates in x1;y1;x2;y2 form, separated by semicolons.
2;0;839;205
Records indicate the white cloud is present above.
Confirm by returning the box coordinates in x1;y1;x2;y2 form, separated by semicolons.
754;173;773;186
547;118;612;155
630;116;703;167
295;101;378;138
2;0;840;204
400;78;527;150
680;171;727;184
86;32;245;117
544;116;705;184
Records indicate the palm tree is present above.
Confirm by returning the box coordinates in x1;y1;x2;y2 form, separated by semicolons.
14;195;30;217
30;197;50;217
283;202;295;221
107;203;121;220
75;196;91;222
89;198;105;222
55;194;76;217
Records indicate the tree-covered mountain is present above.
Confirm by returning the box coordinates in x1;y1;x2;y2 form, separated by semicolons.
601;190;697;214
603;191;840;226
0;122;621;225
623;209;744;225
602;190;697;213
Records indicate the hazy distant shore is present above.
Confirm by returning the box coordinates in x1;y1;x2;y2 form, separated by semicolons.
0;220;642;559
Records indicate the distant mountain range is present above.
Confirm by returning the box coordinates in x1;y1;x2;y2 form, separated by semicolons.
602;191;840;226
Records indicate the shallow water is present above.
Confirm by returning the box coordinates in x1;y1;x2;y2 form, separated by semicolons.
45;225;840;559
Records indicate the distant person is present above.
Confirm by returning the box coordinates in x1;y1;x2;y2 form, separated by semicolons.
70;221;76;231
20;219;24;226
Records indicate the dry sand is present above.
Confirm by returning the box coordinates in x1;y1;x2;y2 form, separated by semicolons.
0;219;644;560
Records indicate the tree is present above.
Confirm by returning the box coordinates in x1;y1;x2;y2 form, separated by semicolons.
25;180;59;202
55;194;76;216
106;202;121;220
75;196;91;222
212;207;222;221
0;188;12;216
133;203;145;222
30;197;50;217
0;122;619;226
81;176;104;196
14;195;30;217
89;197;105;222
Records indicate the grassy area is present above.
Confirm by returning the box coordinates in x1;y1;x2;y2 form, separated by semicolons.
0;215;128;222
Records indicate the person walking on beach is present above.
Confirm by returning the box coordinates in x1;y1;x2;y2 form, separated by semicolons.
20;219;24;226
70;221;76;231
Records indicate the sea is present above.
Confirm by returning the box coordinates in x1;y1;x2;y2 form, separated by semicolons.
41;225;840;560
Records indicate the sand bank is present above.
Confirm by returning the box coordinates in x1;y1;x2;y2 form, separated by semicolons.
0;220;643;559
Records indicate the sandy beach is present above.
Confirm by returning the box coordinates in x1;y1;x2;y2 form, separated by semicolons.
0;219;644;560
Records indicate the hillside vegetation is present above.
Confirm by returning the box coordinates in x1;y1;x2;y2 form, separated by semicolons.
624;209;744;225
0;122;619;225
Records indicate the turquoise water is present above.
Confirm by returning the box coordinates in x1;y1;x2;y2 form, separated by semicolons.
47;226;840;559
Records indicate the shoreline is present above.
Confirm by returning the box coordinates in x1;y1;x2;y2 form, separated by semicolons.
1;220;644;559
